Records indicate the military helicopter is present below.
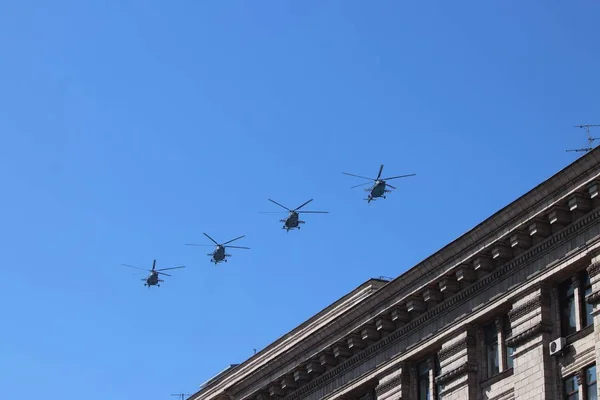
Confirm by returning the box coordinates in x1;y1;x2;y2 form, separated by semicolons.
261;199;328;231
185;233;249;264
121;259;185;287
343;164;416;203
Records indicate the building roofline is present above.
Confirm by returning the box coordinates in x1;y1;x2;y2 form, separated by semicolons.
189;149;600;400
191;278;389;395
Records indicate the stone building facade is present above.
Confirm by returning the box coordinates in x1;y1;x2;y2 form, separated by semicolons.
189;150;600;400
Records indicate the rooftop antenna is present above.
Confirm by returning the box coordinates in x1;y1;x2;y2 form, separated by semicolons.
566;124;600;153
171;393;191;400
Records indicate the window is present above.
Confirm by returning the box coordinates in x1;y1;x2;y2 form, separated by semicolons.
434;354;442;400
586;365;597;400
560;277;578;336
562;365;597;400
582;272;594;328
417;359;430;400
563;374;579;400
484;322;499;377
504;317;515;370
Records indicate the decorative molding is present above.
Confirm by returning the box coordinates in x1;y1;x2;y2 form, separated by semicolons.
505;323;553;348
576;369;585;386
434;363;477;386
375;374;405;397
271;210;600;400
507;295;544;323
437;335;475;362
585;290;600;305
587;262;600;278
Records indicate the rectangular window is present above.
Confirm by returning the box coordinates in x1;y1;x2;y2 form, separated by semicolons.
417;359;430;400
434;354;442;400
582;272;594;328
587;365;597;400
484;322;499;377
563;374;579;400
560;278;577;336
504;317;515;370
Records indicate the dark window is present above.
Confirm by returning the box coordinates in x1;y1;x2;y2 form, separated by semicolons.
582;272;594;328
504;317;515;370
586;365;597;400
563;374;579;400
560;278;577;336
417;359;430;400
484;322;499;377
434;354;442;400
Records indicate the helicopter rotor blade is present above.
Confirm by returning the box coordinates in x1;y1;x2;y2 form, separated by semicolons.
156;271;172;276
152;259;156;270
342;172;375;181
382;173;416;180
202;233;219;245
385;183;397;189
156;266;186;272
225;245;250;249
122;264;150;272
376;164;384;180
294;199;313;211
351;182;373;189
267;199;291;211
258;211;289;214
185;243;216;247
298;211;329;214
223;235;245;245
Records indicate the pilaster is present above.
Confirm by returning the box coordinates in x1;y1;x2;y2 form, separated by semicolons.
506;283;558;400
374;362;409;400
435;329;478;400
585;253;600;399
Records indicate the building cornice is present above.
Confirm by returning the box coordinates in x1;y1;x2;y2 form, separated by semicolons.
290;212;600;400
191;150;600;400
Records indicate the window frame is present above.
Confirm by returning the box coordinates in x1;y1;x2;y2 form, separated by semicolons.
417;358;431;400
483;321;500;378
559;276;578;337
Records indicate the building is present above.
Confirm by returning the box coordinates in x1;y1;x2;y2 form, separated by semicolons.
189;149;600;400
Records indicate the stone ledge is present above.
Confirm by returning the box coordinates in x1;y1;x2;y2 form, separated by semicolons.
437;335;475;362
507;295;546;323
505;322;553;348
587;262;600;278
480;367;513;387
585;290;600;305
375;375;404;397
434;362;477;386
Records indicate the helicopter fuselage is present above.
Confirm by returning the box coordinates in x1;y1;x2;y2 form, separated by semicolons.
285;211;299;228
145;272;161;287
366;180;389;199
211;245;226;263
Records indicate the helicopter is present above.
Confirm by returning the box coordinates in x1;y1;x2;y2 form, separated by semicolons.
261;199;328;231
342;164;416;203
185;233;250;264
121;259;185;287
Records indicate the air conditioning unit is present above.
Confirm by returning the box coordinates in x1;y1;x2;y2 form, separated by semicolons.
549;337;566;356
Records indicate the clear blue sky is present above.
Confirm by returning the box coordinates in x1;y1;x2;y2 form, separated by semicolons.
1;1;599;399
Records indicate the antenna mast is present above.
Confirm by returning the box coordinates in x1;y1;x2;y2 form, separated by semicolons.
566;124;600;153
171;393;191;400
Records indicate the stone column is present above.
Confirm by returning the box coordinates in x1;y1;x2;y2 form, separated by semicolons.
506;283;558;400
435;328;478;400
585;257;600;398
374;362;409;400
